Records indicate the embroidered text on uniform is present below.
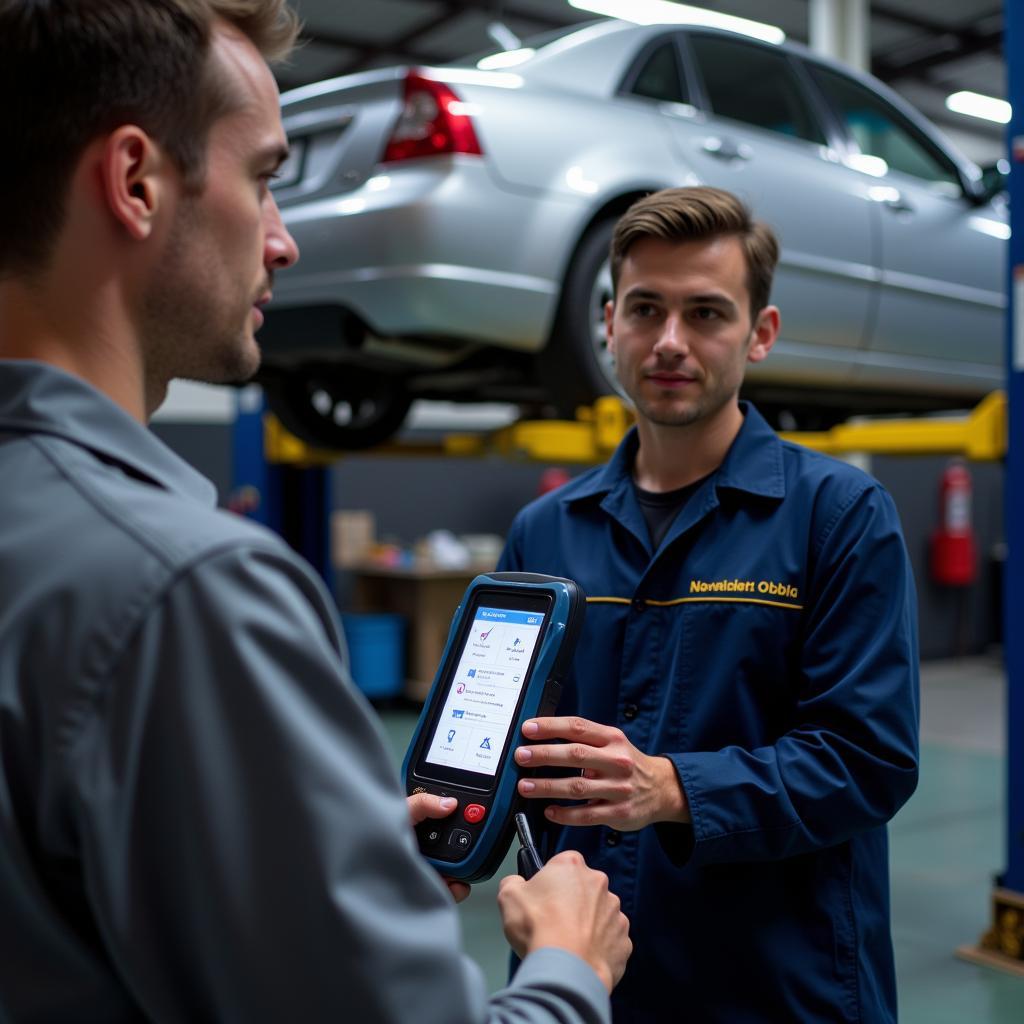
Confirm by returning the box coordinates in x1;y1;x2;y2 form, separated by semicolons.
689;578;800;600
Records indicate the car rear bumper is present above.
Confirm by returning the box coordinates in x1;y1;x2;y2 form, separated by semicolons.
270;158;583;352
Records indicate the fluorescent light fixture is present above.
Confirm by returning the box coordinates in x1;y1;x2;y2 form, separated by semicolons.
477;48;536;70
945;90;1011;125
568;0;785;45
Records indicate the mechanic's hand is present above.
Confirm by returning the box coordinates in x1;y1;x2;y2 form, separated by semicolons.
406;793;471;903
498;850;631;992
514;717;690;831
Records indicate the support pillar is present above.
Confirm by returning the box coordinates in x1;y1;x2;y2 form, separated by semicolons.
229;385;335;595
809;0;869;72
956;0;1024;977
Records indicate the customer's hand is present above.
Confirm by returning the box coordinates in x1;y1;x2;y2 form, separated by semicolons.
406;793;471;903
498;850;631;991
514;716;690;831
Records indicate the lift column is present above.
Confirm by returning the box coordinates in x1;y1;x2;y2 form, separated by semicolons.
956;0;1024;974
229;385;335;593
1005;0;1024;915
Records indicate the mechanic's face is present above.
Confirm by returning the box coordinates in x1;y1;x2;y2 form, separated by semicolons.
605;235;776;430
143;21;298;390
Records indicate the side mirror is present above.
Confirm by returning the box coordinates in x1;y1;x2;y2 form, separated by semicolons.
974;158;1009;204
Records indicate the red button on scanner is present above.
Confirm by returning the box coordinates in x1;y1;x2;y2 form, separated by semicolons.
464;803;486;824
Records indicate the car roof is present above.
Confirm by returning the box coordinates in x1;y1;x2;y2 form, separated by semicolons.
496;19;980;184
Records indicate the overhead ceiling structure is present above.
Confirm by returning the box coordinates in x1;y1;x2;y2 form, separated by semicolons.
277;0;1006;164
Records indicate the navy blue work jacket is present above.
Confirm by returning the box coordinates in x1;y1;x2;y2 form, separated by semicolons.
499;404;920;1024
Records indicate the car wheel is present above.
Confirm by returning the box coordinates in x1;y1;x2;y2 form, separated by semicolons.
263;367;413;451
538;217;626;416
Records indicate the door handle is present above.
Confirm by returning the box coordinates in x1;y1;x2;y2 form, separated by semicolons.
701;136;752;162
883;192;915;214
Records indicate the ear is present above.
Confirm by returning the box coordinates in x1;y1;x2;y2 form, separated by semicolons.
98;126;171;242
604;299;616;357
747;305;780;365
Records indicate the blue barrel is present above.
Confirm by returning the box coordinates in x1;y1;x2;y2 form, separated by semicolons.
341;613;406;699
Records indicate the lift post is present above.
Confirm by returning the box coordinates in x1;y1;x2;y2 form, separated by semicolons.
228;385;334;593
954;0;1024;976
1006;0;1024;910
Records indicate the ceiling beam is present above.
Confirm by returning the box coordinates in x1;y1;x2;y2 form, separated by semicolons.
871;2;965;37
301;0;578;82
873;28;1002;84
443;0;572;31
301;11;455;78
287;2;1004;96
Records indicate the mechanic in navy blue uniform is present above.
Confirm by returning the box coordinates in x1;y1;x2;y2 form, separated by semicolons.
498;187;920;1023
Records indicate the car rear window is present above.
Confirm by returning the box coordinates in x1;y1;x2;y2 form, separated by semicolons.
689;34;826;145
626;40;688;104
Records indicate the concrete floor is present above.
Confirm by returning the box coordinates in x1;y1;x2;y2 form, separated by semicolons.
378;655;1023;1021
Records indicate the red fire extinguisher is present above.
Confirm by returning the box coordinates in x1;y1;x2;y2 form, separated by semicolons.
929;458;978;586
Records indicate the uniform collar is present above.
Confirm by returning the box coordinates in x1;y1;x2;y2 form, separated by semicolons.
713;402;786;500
0;359;217;505
564;401;786;506
557;403;784;558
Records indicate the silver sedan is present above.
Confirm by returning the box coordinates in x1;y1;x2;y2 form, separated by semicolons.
260;18;1006;449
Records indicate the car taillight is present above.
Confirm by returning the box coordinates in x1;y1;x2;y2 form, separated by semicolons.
382;71;483;162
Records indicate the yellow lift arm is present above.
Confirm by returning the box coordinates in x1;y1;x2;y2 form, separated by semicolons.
443;391;1007;465
264;392;1007;466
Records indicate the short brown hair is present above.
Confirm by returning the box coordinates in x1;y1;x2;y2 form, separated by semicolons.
610;187;779;317
0;0;299;276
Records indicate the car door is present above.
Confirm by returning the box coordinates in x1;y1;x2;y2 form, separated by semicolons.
652;31;880;390
807;62;1006;400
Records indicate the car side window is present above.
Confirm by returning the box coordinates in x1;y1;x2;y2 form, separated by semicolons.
688;35;826;144
625;40;688;104
809;65;961;188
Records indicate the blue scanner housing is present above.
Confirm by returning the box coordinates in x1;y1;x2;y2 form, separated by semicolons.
403;572;585;882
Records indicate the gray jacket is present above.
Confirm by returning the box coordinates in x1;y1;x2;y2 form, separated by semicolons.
0;360;608;1023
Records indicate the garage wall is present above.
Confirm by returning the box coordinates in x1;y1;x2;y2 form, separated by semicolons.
151;423;1005;662
877;455;1005;660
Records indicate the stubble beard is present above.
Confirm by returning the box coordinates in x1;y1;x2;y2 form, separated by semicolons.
141;202;262;394
635;393;703;428
630;373;738;429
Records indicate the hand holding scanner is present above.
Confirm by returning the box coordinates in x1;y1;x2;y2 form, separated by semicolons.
402;572;584;883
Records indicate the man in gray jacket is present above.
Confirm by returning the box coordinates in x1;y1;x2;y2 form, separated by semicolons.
0;2;630;1021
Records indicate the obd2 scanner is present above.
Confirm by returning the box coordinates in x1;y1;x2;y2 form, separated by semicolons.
402;572;585;882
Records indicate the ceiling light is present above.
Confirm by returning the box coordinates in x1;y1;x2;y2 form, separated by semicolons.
945;90;1011;125
568;0;785;45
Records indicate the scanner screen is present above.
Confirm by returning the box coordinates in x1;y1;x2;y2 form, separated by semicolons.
423;605;544;776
